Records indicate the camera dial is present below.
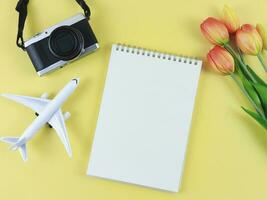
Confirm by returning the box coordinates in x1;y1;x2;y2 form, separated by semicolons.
48;26;84;61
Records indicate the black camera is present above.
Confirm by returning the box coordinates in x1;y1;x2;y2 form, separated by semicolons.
24;14;99;76
15;0;98;76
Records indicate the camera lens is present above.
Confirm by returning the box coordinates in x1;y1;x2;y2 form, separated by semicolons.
48;26;84;61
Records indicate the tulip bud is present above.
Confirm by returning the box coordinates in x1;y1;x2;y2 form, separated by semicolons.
207;46;235;75
222;5;240;33
200;17;230;45
236;24;263;55
256;24;267;50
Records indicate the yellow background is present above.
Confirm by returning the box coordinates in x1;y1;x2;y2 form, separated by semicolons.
1;0;267;199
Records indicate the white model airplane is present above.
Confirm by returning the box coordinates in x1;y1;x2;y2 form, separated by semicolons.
0;78;79;161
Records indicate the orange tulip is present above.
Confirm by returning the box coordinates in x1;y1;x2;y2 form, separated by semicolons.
207;46;235;75
200;17;230;45
236;24;263;55
222;5;240;33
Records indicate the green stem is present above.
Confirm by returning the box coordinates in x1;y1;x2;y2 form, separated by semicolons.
257;53;267;72
230;74;266;118
225;44;257;83
237;48;245;63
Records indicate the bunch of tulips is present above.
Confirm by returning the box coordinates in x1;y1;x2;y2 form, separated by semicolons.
200;5;267;131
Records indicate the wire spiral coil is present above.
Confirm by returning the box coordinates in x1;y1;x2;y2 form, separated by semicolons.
115;44;201;66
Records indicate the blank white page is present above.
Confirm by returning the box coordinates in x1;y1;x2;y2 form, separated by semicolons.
87;44;202;192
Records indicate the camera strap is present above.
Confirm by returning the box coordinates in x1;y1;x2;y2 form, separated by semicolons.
15;0;91;50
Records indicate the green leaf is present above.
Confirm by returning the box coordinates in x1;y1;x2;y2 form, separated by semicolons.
239;74;264;114
242;107;267;129
252;83;267;116
246;65;266;85
235;61;266;85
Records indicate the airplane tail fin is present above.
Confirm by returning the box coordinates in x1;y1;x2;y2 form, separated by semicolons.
0;137;28;161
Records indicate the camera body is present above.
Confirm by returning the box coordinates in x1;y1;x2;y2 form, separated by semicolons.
24;13;99;76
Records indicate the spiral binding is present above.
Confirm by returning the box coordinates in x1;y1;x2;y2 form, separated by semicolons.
114;44;201;66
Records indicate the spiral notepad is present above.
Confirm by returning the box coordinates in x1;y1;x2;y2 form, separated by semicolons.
87;44;202;192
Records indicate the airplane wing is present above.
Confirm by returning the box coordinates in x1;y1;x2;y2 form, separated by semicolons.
1;93;50;114
48;110;72;157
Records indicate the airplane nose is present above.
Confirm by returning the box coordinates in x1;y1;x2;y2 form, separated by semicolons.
72;78;80;85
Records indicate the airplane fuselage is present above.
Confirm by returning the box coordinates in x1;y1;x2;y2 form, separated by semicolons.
14;79;79;147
